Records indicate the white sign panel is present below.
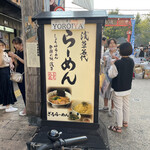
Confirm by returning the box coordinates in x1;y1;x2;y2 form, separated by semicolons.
26;42;40;68
51;19;85;30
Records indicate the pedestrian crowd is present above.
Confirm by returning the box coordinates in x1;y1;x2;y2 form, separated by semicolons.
99;38;134;133
134;45;150;61
0;37;26;116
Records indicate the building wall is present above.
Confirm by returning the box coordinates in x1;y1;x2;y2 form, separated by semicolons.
0;1;21;51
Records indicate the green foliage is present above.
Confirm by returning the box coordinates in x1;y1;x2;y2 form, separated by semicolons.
135;17;150;46
135;13;141;25
135;13;141;34
104;9;129;42
103;26;129;40
103;11;150;46
108;9;119;15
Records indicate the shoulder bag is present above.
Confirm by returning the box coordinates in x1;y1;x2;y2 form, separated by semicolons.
10;72;24;83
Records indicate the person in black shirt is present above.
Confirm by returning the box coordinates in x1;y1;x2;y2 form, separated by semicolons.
9;37;26;116
139;47;144;57
108;42;134;133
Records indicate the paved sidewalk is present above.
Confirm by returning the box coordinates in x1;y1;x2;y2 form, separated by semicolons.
1;79;150;150
99;79;150;150
0;83;37;150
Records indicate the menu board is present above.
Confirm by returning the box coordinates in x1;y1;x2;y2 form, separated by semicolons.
44;24;96;123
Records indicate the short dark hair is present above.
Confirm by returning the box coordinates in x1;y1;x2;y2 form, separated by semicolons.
12;38;16;44
0;40;6;46
119;42;132;56
102;37;107;41
107;38;117;46
13;37;22;44
140;44;144;47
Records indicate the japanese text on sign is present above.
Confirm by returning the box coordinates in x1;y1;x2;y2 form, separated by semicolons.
80;31;89;61
61;30;76;85
48;111;69;117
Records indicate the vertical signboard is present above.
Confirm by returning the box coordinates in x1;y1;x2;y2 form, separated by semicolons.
44;20;96;123
25;16;40;67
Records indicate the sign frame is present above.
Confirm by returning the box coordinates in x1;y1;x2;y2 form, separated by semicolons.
33;11;107;128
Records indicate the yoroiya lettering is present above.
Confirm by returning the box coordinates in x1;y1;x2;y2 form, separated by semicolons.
52;23;84;30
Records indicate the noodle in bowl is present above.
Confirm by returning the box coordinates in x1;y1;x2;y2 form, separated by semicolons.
47;90;71;108
71;101;92;115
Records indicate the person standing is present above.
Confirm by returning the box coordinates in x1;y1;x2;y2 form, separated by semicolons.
139;47;144;57
100;38;120;117
100;37;107;75
8;37;26;116
134;47;140;58
50;0;58;11
108;42;134;133
0;40;18;112
101;37;107;59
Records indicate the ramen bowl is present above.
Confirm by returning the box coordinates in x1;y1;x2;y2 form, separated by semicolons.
47;90;71;108
71;101;92;116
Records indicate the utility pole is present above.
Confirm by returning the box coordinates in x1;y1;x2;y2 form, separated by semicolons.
21;0;43;124
21;0;66;125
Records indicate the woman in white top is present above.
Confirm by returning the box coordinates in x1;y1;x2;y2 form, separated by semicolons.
0;40;18;112
100;39;120;116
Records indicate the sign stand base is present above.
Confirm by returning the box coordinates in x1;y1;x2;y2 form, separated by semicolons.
27;118;109;150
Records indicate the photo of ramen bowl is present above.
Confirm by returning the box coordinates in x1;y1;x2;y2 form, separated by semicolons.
68;110;81;121
47;90;71;108
72;101;92;116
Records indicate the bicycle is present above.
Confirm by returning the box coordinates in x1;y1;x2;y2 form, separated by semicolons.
27;129;88;150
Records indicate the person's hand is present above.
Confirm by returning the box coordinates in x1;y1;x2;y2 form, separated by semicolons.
103;56;106;61
8;51;13;56
103;55;109;61
10;63;14;71
8;52;16;58
112;55;119;60
111;59;116;65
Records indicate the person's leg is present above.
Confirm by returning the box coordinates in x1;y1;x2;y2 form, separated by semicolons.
111;100;114;109
103;85;111;110
108;93;123;133
104;98;108;107
108;92;114;117
113;93;123;128
0;67;17;112
17;79;26;105
17;77;26;116
123;95;130;127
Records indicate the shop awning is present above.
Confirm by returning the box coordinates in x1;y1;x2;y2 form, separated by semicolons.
72;0;94;10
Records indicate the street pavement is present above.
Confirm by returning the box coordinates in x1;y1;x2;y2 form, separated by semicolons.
0;83;37;150
0;79;150;150
99;79;150;150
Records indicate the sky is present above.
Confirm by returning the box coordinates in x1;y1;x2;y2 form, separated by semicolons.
94;0;150;16
65;0;150;16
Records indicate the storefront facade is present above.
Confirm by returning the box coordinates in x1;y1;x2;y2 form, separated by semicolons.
0;0;21;51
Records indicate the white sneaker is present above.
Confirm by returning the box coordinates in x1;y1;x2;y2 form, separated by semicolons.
5;106;18;112
19;110;26;116
0;105;6;110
